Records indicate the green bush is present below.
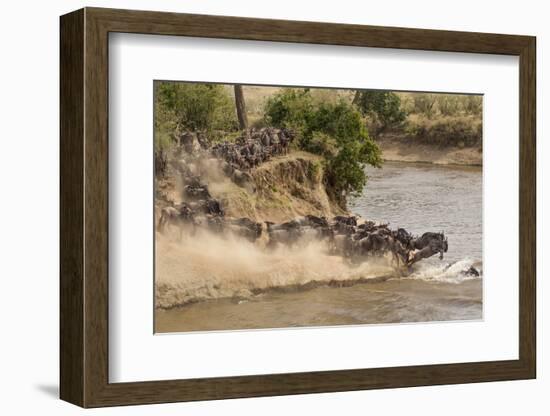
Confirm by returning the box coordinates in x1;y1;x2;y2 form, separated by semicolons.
353;90;406;134
307;132;338;158
264;89;381;206
154;91;177;152
264;88;315;139
405;115;482;147
155;81;238;138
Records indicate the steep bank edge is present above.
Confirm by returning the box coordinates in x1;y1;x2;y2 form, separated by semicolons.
212;151;345;222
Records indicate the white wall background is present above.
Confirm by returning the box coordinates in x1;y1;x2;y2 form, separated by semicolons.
0;0;545;414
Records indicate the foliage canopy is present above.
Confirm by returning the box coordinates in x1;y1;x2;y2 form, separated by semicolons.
265;88;382;205
155;82;237;149
353;90;406;134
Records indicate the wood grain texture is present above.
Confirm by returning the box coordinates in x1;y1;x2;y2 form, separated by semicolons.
518;38;536;376
59;7;537;408
59;8;84;407
83;10;110;406
88;7;532;55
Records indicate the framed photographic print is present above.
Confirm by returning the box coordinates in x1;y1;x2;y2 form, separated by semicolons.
60;7;536;408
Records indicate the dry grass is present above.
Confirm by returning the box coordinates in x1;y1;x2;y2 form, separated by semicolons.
402;114;482;147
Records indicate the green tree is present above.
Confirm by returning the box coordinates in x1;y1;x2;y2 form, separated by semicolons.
264;89;382;207
264;88;315;142
154;83;178;152
353;90;406;134
156;82;238;133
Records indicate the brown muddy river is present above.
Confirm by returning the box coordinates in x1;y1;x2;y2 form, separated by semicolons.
155;161;483;333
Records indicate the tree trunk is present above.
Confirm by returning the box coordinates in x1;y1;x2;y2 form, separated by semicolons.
352;90;362;106
234;84;248;130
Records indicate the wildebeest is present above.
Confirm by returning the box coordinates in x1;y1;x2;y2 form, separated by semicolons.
333;222;356;236
393;227;414;248
295;215;329;228
352;231;389;257
265;221;303;248
387;237;410;268
184;183;211;201
231;169;254;189
204;214;225;234
196;131;209;149
209;127;295;174
411;232;448;251
408;232;449;265
226;218;263;243
179;132;196;154
344;227;410;269
260;130;271;147
154;149;168;177
157;204;196;238
330;234;354;257
265;220;301;232
411;232;448;255
300;225;333;242
332;215;358;227
357;220;376;231
188;198;224;216
462;266;480;277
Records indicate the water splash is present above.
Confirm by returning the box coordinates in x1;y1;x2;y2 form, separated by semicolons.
406;258;482;284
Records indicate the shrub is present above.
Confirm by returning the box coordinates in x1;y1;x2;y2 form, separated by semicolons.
437;95;462;116
401;92;483;119
154;92;177;152
411;93;437;118
155;81;238;134
264;89;315;140
405;115;482;147
264;89;381;206
307;132;338;158
464;95;483;116
353;90;406;134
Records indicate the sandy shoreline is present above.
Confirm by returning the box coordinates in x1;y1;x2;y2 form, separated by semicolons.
377;138;482;166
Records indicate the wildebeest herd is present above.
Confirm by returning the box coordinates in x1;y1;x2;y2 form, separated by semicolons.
155;127;295;191
157;126;451;273
156;127;295;176
158;201;449;271
210;127;295;171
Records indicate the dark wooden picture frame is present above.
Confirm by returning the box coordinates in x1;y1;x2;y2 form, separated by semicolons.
60;7;536;408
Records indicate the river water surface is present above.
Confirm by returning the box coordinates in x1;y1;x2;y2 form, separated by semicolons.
156;161;483;333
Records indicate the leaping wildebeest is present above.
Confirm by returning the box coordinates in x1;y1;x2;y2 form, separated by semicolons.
408;232;449;265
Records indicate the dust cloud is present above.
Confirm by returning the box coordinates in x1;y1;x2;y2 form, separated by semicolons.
155;229;395;309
